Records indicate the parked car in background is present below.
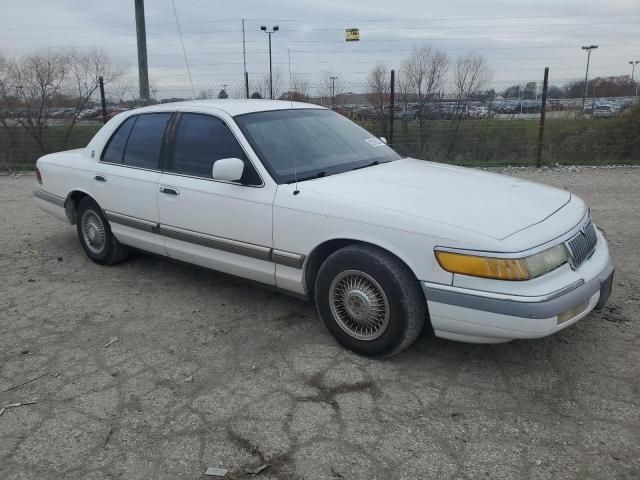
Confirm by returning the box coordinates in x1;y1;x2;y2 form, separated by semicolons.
394;107;417;121
592;105;615;118
34;100;614;357
469;106;489;118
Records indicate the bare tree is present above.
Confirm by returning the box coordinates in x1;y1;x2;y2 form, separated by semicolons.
397;65;412;119
255;67;284;100
0;53;18;172
295;75;311;98
108;79;138;104
62;49;127;145
366;64;390;135
452;53;491;121
281;73;311;101
447;53;491;159
196;88;214;99
229;83;247;99
0;49;126;155
402;47;449;154
0;50;68;153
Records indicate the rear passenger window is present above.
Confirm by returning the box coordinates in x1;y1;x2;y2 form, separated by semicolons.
170;113;260;184
101;116;136;163
122;113;171;169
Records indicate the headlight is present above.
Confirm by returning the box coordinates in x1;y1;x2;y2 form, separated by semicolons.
435;244;569;281
523;244;569;278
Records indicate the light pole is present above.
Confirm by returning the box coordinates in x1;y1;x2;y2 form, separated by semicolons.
260;25;279;99
629;60;639;97
329;75;337;107
581;45;598;110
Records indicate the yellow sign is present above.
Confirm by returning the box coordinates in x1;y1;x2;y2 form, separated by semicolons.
345;28;360;42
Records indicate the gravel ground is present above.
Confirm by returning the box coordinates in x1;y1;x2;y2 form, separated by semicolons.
1;167;638;480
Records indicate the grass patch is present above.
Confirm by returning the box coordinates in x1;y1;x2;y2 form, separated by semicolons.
0;124;101;169
359;115;640;166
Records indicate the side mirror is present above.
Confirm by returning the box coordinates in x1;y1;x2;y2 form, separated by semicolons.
212;157;244;182
379;136;388;144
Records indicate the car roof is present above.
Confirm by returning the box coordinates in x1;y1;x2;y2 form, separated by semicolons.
132;99;326;117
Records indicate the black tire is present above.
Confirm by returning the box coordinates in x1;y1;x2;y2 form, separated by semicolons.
315;244;426;357
76;197;129;265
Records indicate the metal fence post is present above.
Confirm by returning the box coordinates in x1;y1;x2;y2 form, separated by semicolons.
536;67;549;168
389;69;395;146
99;76;107;125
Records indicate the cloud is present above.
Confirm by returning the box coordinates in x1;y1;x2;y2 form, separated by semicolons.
1;0;638;95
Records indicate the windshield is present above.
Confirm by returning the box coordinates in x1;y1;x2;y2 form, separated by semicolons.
234;109;401;184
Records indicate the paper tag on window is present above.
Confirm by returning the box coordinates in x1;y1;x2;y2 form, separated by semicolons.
365;138;385;147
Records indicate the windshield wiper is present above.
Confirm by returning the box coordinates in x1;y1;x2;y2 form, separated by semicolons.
288;171;328;183
351;160;387;171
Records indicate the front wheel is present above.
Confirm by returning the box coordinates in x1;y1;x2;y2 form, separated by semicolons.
76;197;129;265
315;244;426;357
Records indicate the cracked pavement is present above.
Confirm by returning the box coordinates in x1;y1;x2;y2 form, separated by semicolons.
1;167;639;479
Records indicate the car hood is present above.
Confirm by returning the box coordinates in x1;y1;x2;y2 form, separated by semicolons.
297;158;571;240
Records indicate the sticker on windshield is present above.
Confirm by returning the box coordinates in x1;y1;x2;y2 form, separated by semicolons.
365;137;385;147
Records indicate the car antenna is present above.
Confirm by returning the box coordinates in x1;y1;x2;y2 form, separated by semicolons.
288;47;300;196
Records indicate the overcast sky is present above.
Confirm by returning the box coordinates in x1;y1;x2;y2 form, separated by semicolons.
1;0;639;97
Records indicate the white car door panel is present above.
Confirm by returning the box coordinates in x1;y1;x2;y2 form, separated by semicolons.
94;165;164;254
92;112;172;255
158;175;276;284
157;112;276;285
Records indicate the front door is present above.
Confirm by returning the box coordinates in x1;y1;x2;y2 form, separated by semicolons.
157;112;276;285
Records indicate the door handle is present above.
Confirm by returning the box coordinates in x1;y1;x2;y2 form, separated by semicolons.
94;175;107;182
160;186;179;196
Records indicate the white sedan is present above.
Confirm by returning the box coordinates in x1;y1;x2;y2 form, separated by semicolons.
34;100;614;357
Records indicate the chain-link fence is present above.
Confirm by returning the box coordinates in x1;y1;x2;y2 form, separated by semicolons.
0;84;105;172
1;73;639;172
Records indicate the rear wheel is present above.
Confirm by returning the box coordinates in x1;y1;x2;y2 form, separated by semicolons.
315;244;426;357
76;197;129;265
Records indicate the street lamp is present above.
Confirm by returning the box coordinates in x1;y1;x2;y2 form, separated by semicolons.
260;25;279;99
629;60;640;97
329;75;338;107
581;45;598;111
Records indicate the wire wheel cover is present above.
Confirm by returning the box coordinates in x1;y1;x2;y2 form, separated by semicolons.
329;270;390;340
81;210;106;255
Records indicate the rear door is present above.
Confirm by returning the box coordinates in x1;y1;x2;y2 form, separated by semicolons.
94;112;172;255
157;111;277;285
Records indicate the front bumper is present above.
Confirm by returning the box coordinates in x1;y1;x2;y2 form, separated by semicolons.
423;233;614;344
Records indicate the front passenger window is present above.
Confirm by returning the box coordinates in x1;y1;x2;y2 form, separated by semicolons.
169;113;260;185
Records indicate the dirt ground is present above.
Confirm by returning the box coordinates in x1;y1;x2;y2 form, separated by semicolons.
1;167;638;480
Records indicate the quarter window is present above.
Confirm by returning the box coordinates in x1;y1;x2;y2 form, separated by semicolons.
169;113;260;184
101;116;136;163
122;113;171;169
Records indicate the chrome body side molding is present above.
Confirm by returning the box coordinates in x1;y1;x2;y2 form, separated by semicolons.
160;224;272;262
106;210;305;268
33;189;65;207
105;211;158;233
271;249;306;269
